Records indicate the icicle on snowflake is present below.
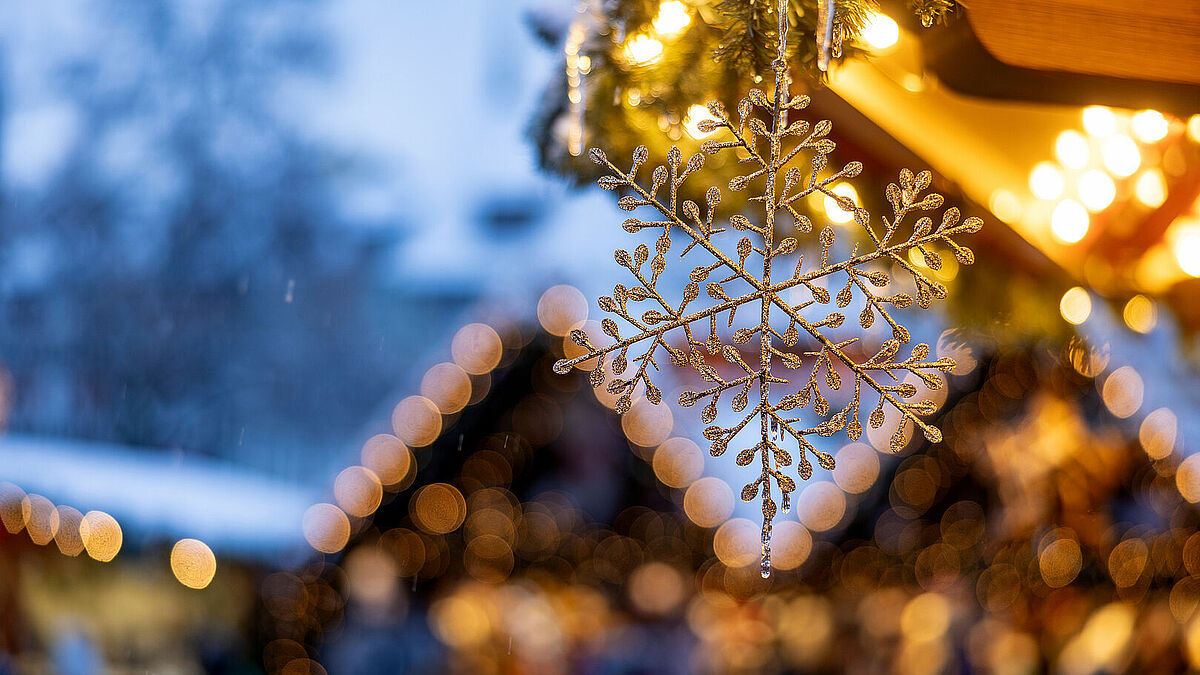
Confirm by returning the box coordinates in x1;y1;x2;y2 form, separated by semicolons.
553;0;981;577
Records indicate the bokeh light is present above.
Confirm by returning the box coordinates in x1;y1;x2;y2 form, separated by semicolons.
1051;199;1089;243
1134;168;1167;207
420;362;471;414
1139;407;1177;460
1055;130;1089;169
411;483;467;535
795;482;846;532
628;562;687;615
652;437;704;488
451;323;503;375
334;466;383;518
79;510;122;562
171;538;217;589
1101;366;1144;418
21;494;60;545
1029;162;1064;200
1101;135;1140;177
624;34;664;66
652;1;691;38
1122;294;1156;333
1130;109;1168;143
53;505;85;557
861;12;900;50
1059;286;1092;325
302;503;351;554
1077;170;1115;212
392;395;443;447
360;433;414;487
537;285;588;337
1082;106;1116;137
824;183;859;224
683;477;735;528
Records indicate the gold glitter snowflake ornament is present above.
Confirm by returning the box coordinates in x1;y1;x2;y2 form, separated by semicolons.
553;0;981;577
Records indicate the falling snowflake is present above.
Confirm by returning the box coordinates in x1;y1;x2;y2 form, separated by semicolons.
553;2;981;577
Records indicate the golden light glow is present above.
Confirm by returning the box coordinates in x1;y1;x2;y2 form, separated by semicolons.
54;505;85;557
683;104;717;139
652;1;691;38
421;362;472;415
624;34;664;66
1134;168;1167;208
861;12;900;50
21;494;59;545
901;593;950;642
623;398;673;447
79;510;122;562
1101;135;1140;177
391;395;442;448
628;562;686;615
1189;115;1200;143
769;521;812;570
1108;538;1149;588
1122;295;1156;333
683;476;734;528
451;323;503;375
334;466;383;518
302;503;350;554
988;189;1022;224
0;482;26;534
360;434;413;487
1140;408;1177;460
713;518;760;568
1039;533;1082;588
1059;286;1091;325
1082;106;1117;137
430;595;492;648
652;437;704;488
1178;454;1200;503
1131;109;1169;143
832;442;880;494
1028;162;1064;200
411;483;467;535
1055;130;1089;169
1051;199;1089;243
171;538;217;589
537;284;588;337
1077;170;1115;212
1101;366;1144;419
795;482;846;532
1173;222;1200;277
824;183;859;224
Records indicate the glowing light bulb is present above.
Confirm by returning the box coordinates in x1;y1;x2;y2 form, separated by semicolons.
1029;162;1064;200
1188;115;1200;143
861;13;900;50
1134;169;1166;208
1131;109;1168;143
824;184;859;224
1082;106;1116;137
1059;286;1092;325
1101;135;1140;177
1051;199;1089;243
1055;130;1089;169
624;35;664;66
652;1;691;38
1077;170;1115;212
683;104;717;139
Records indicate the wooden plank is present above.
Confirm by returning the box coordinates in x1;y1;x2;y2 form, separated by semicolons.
965;0;1200;86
